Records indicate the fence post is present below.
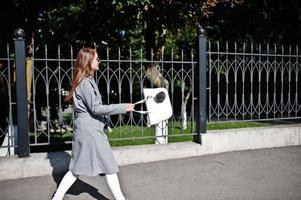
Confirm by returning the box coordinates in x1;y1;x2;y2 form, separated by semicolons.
13;28;30;157
194;25;207;144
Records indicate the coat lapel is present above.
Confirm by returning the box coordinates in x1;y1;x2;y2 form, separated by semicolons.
86;77;103;104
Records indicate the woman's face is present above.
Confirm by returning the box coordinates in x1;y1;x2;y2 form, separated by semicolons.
91;52;100;71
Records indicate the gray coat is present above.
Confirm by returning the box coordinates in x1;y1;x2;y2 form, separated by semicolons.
69;76;127;176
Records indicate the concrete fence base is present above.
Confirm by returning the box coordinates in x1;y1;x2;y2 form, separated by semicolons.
0;125;300;181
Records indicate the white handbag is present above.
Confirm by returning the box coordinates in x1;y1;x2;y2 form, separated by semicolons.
134;88;173;125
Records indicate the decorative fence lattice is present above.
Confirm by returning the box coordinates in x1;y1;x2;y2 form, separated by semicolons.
208;41;301;121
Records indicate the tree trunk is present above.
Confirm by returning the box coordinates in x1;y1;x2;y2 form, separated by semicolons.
182;86;192;130
145;65;169;144
143;7;169;144
154;120;168;144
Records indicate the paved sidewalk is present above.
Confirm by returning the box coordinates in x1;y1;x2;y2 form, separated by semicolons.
1;146;301;200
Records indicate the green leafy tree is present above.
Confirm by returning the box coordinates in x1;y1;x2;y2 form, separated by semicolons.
206;0;301;44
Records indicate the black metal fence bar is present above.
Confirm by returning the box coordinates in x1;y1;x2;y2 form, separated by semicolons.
194;27;206;144
14;29;30;157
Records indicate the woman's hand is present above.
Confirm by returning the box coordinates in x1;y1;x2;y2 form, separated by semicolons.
126;103;135;112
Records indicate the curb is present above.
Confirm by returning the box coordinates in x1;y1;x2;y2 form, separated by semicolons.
1;125;301;181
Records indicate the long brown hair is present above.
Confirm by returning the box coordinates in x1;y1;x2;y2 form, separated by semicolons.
65;48;96;102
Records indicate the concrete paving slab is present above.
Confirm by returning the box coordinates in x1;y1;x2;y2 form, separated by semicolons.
0;146;301;200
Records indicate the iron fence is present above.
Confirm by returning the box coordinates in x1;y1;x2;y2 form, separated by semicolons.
1;35;301;156
0;44;14;155
0;43;197;155
208;41;301;121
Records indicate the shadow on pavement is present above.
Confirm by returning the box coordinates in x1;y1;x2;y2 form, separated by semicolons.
48;151;109;200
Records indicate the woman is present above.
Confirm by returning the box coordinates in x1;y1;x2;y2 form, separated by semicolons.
52;48;135;200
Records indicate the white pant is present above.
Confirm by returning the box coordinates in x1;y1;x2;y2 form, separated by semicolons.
52;170;126;200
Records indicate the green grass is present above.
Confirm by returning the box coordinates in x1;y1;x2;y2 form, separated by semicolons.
29;120;271;149
207;121;269;130
109;121;270;146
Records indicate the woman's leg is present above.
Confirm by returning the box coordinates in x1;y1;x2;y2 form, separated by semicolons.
105;173;126;200
52;170;78;200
